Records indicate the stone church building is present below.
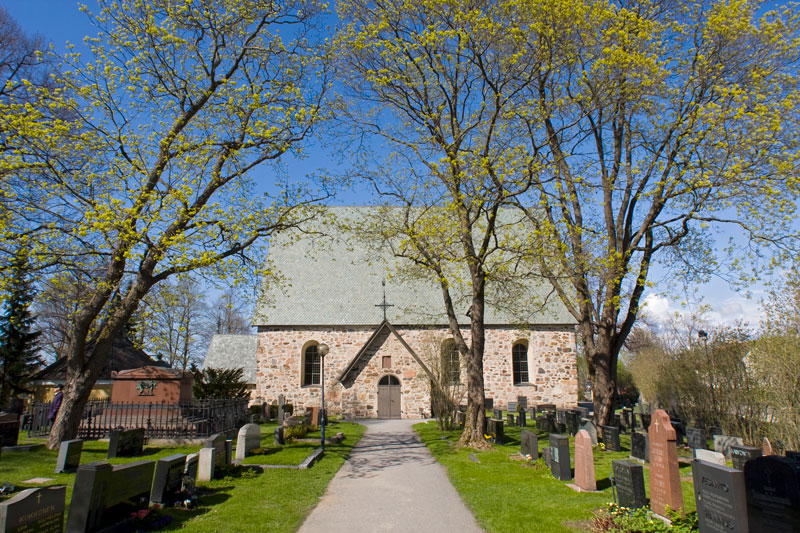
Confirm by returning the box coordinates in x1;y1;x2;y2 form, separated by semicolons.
206;207;578;418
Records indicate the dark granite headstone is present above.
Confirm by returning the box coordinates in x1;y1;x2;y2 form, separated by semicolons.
613;460;646;509
507;413;515;427
517;410;526;427
55;438;83;474
204;433;228;470
565;411;580;435
0;413;20;447
517;396;528;410
671;419;686;445
543;446;552;468
535;415;545;431
715;435;744;459
692;459;748;533
107;428;145;458
527;406;536;419
277;394;286;425
507;401;518;413
484;398;493;410
66;460;154;532
730;445;762;471
602;425;621;452
622;409;631;429
274;426;284;445
0;485;65;532
520;430;538;460
744;455;800;532
575;406;590;420
556;409;567;425
493;409;503;421
688;427;707;450
709;426;724;438
580;419;598;446
631;431;649;462
639;413;651;429
151;453;186;505
538;403;556;413
549;434;571;481
488;419;504;445
183;453;198;494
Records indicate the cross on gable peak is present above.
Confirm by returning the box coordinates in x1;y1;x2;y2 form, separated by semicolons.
375;280;394;321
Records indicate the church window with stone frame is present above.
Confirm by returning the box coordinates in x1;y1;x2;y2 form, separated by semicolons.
441;339;460;384
512;342;529;385
302;344;321;386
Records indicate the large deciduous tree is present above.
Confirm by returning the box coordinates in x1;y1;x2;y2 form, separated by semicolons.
336;0;546;447
0;0;330;448
511;0;800;424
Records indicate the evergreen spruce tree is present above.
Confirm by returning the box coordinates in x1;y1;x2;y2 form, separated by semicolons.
0;251;42;405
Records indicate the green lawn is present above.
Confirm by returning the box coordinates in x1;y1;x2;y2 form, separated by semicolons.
1;420;366;532
414;419;698;533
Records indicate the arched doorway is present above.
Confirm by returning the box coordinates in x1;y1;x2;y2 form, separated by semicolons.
377;375;401;418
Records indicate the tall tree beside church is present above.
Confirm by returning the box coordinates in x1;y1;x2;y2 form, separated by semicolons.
336;0;543;447
510;0;800;424
0;250;41;405
0;0;331;448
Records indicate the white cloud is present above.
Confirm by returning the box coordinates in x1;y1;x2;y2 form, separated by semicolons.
640;293;764;330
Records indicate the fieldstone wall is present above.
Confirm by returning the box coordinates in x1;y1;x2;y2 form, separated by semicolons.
255;324;577;418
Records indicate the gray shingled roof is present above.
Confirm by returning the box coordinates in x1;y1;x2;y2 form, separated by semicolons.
253;206;575;327
202;334;258;384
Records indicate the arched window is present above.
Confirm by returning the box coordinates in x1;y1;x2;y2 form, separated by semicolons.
441;339;460;384
512;343;529;385
302;344;321;386
379;375;400;386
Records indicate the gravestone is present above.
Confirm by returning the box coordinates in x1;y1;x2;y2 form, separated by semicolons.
204;433;228;471
744;455;800;533
150;453;186;506
107;428;145;458
493;409;503;421
66;460;154;533
507;413;515;427
573;430;596;491
709;426;724;438
0;413;19;447
197;447;215;482
565;410;580;435
517;410;526;428
543;447;552;468
639;413;651;429
0;485;65;533
184;453;199;494
622;409;631;429
507;401;518;413
613;460;646;509
602;425;621;452
538;403;556;413
714;435;744;459
274;426;284;445
556;409;567;426
575;406;590;420
55;438;83;473
520;430;538;460
549;434;571;481
785;451;800;462
527;406;536;420
535;415;545;431
487;419;504;445
648;409;684;516
688;427;708;450
225;439;233;465
235;423;261;461
630;431;649;462
277;394;286;425
730;445;762;471
517;396;528;410
762;438;773;456
695;449;726;466
692;459;748;533
613;414;622;429
484;398;493;410
580;419;598;446
671;420;686;445
307;406;320;428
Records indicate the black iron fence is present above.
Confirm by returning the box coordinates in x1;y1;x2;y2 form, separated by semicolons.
26;398;248;439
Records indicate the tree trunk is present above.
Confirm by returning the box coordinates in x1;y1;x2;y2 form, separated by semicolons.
588;338;618;427
457;277;490;449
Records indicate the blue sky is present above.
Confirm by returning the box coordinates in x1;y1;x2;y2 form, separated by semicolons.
3;1;784;331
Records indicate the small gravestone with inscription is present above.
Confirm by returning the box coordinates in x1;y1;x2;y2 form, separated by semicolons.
565;410;580;435
573;429;596;491
517;410;526;427
507;413;515;427
507;401;517;413
648;409;684;516
543;446;552;468
580;419;598;446
630;432;648;462
66;460;155;532
688;427;707;450
204;433;228;471
183;453;199;494
235;423;261;461
639;413;651;429
488;419;504;445
0;413;19;447
714;435;744;459
150;454;187;506
520;430;538;460
695;449;726;466
107;428;145;458
54;439;83;473
198;447;216;482
692;459;748;533
613;460;646;509
517;397;528;410
493;408;503;420
0;485;65;533
277;394;286;425
484;398;493;410
602;425;621;452
730;445;762;471
549;434;571;481
709;426;724;438
744;455;800;533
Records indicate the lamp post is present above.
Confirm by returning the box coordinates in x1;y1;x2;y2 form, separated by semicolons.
318;343;329;451
698;330;715;423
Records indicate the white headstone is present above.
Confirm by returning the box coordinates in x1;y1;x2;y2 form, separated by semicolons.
235;424;262;461
695;448;726;466
713;435;743;459
198;447;215;482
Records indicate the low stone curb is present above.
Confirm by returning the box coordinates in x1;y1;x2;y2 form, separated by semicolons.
238;447;324;470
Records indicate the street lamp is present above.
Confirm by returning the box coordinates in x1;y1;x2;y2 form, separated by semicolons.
698;330;715;423
318;343;329;451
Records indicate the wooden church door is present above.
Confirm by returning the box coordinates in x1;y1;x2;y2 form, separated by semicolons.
378;375;401;418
